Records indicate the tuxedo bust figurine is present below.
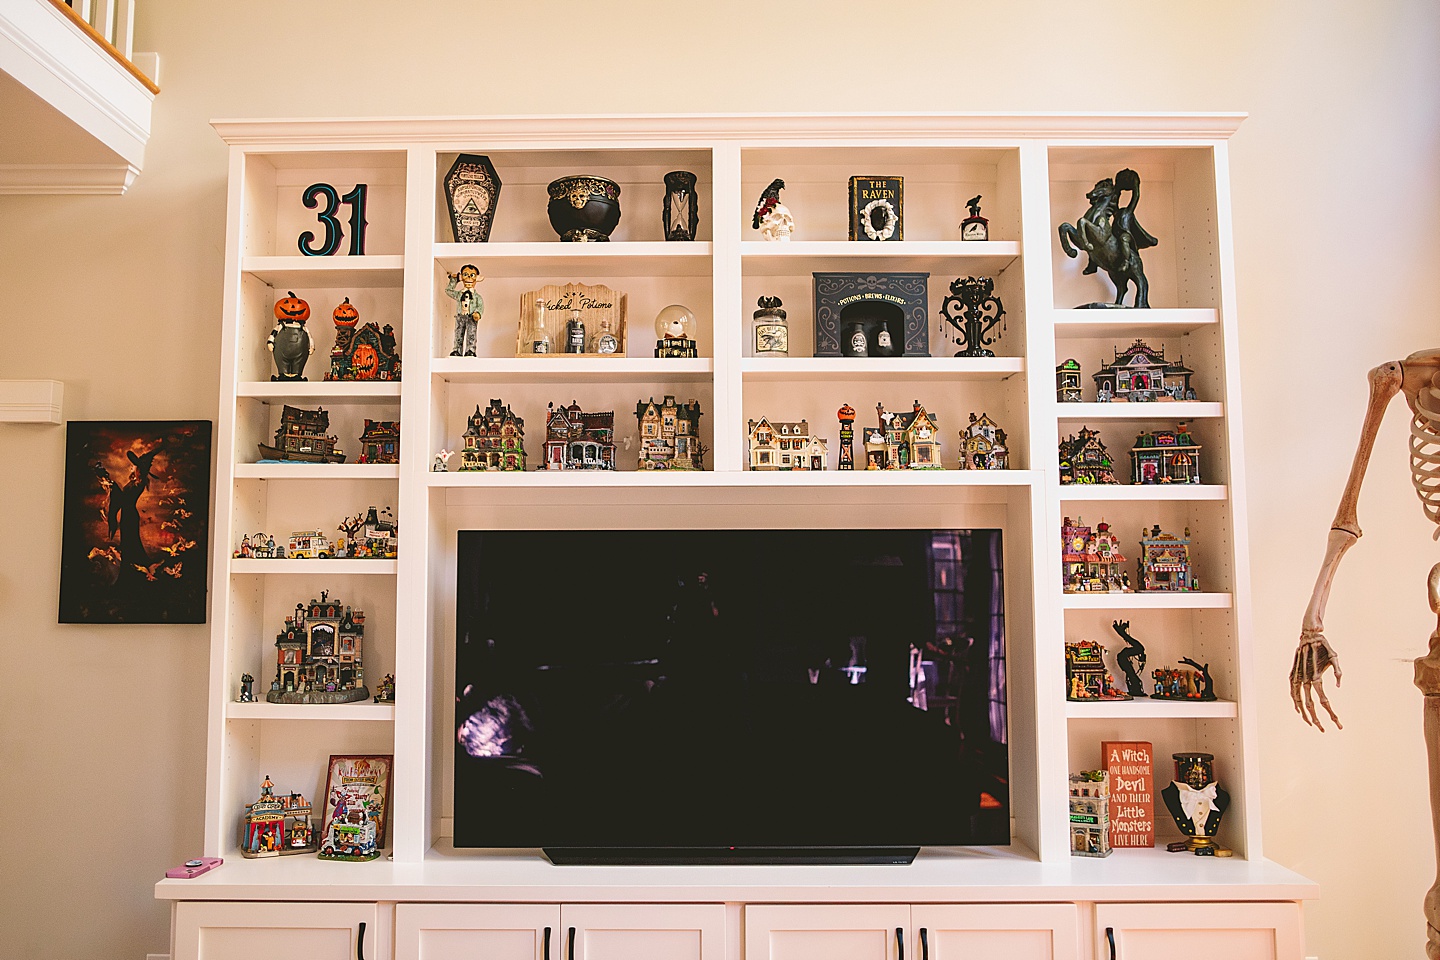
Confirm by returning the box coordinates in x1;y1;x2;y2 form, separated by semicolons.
1161;751;1231;853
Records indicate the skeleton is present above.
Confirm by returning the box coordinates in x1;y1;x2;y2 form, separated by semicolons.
1292;348;1440;956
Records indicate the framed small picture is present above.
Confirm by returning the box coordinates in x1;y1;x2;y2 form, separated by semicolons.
58;420;212;624
317;754;393;861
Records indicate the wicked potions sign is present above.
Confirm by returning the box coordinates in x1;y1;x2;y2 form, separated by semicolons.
515;282;628;357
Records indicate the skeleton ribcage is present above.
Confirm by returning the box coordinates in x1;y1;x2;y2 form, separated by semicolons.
1411;373;1440;534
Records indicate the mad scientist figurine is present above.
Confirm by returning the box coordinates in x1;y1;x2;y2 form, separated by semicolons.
445;264;485;357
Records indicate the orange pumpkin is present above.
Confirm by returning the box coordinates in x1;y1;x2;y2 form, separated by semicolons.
332;297;359;328
274;292;310;323
352;343;379;379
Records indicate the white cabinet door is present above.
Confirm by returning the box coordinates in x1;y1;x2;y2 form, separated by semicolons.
913;904;1081;960
174;901;382;960
395;904;561;960
746;905;911;960
1094;902;1303;960
564;904;726;960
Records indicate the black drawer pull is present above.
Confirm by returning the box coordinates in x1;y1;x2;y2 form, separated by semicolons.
357;920;367;960
568;926;577;960
1106;926;1117;960
544;926;552;960
896;927;904;960
919;927;928;960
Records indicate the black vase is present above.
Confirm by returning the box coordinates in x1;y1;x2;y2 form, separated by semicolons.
547;176;622;242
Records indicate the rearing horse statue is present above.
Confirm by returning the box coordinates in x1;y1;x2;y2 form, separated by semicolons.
1057;168;1157;308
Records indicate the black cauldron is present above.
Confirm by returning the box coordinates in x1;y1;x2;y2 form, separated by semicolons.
547;176;622;242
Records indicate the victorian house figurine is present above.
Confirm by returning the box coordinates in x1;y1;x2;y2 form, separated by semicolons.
1062;517;1131;593
1093;339;1197;402
959;412;1009;470
1058;427;1117;484
325;298;400;381
1138;525;1197;592
240;775;316;857
746;417;827;470
268;590;369;704
1056;358;1084;402
636;395;704;470
543;401;616;470
356;420;399;464
459;399;526;471
874;401;942;469
1131;422;1202;483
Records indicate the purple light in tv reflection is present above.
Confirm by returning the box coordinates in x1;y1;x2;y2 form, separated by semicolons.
457;693;531;758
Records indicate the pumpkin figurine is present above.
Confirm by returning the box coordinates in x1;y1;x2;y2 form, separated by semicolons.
268;292;314;382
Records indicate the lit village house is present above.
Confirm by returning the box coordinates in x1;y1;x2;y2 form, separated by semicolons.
1130;422;1202;484
268;590;369;704
1138;525;1197;592
862;401;941;469
459;399;526;471
747;417;828;470
544;401;616;470
1093;339;1197;402
240;775;315;857
1062;516;1131;593
636;395;704;470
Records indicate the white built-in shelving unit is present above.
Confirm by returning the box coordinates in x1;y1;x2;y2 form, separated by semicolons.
169;116;1312;959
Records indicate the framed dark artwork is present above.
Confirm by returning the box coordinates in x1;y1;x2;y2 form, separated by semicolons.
59;420;212;624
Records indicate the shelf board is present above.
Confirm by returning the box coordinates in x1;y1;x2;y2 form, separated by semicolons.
238;382;402;403
226;701;396;721
232;558;398;575
432;357;713;384
741;357;1024;381
1060;592;1232;610
435;242;713;278
1059;484;1228;502
1067;699;1238;720
241;255;406;288
433;468;1041;489
740;240;1021;276
236;463;401;480
1052;307;1218;339
1056;401;1223;420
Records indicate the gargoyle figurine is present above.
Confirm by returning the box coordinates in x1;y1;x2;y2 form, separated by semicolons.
1291;347;1440;956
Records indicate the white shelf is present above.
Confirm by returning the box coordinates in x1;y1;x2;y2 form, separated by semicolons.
1056;401;1223;420
225;700;396;721
1059;484;1228;502
1060;592;1232;610
740;240;1021;276
1066;699;1238;720
435;242;712;278
1052;307;1218;339
740;357;1024;381
235;463;401;480
231;558;398;575
432;357;712;384
432;468;1041;489
238;382;402;402
241;255;406;288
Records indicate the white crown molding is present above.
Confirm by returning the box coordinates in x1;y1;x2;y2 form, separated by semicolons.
0;162;137;194
0;380;64;423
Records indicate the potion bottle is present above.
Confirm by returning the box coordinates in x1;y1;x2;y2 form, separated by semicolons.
531;301;552;354
565;309;586;354
588;317;619;354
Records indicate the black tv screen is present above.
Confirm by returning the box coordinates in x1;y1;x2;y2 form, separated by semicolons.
453;529;1009;863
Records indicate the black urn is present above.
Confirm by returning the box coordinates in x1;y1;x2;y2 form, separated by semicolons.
547;176;622;242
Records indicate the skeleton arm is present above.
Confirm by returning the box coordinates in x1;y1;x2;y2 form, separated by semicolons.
1292;361;1404;730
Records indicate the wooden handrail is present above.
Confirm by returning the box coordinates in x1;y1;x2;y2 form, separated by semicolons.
46;0;159;94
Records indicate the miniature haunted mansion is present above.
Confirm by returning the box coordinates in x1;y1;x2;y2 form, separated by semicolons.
1130;423;1202;484
747;418;827;470
636;395;704;470
543;401;616;470
959;412;1009;470
258;405;345;463
459;399;526;471
357;420;399;464
1062;517;1131;593
1093;339;1197;402
1058;427;1117;484
267;590;369;703
864;401;941;469
325;298;400;381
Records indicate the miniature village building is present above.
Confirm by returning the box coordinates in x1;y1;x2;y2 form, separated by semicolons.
339;505;397;558
1130;422;1202;484
746;417;827;470
268;590;369;704
1058;427;1118;484
1061;516;1130;593
1138;524;1196;592
259;404;344;462
1056;358;1084;402
1065;639;1128;701
543;401;616;470
326;301;401;382
959;412;1010;470
636;395;704;470
241;775;315;857
1093;339;1197;402
357;420;400;464
875;401;941;469
459;399;526;471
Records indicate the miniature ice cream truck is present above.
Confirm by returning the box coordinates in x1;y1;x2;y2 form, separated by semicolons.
287;530;334;559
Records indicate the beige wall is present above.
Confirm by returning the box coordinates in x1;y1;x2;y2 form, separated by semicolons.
1;1;1436;957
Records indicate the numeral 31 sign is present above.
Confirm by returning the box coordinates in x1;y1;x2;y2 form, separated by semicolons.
298;182;368;256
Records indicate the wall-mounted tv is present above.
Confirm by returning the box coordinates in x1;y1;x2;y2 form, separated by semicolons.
453;528;1009;864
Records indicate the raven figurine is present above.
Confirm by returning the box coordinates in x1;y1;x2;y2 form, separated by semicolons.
752;178;785;230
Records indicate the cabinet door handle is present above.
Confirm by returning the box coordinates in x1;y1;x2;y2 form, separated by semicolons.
919;927;928;960
895;927;904;960
1105;926;1116;960
544;926;552;960
357;921;367;960
568;926;577;960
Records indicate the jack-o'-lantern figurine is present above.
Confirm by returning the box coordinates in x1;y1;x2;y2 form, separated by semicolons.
268;292;313;382
351;342;379;380
331;297;359;355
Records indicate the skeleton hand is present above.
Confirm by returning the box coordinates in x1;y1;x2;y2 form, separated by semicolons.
1291;626;1344;731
